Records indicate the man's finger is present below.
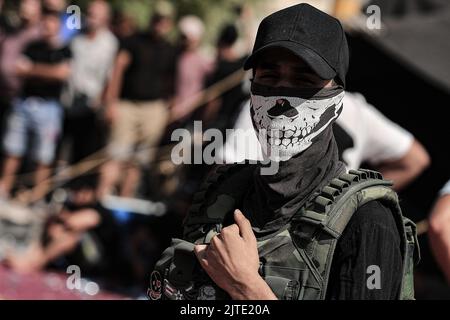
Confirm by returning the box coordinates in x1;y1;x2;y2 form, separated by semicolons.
220;224;240;238
210;233;223;248
194;244;209;268
234;209;255;241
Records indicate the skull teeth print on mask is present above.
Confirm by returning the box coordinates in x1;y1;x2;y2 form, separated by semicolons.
250;83;345;161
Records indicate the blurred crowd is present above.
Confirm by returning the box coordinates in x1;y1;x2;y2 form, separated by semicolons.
0;0;253;296
0;0;449;298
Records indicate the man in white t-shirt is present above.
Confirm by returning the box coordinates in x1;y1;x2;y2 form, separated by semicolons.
429;180;450;284
62;0;118;164
218;91;430;191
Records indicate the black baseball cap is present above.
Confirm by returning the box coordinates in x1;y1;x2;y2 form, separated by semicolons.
244;3;349;86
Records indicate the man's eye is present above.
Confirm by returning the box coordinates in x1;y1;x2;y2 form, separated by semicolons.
261;74;277;79
295;77;315;84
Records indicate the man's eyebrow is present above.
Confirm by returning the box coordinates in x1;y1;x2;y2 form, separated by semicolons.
258;60;318;77
258;61;280;70
292;65;315;74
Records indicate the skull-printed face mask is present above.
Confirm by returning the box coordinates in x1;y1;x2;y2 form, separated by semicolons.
250;82;345;161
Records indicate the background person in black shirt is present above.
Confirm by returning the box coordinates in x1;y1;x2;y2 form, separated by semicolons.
98;12;177;199
0;8;70;201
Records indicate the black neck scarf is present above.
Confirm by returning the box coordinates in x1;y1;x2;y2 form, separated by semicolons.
243;126;346;238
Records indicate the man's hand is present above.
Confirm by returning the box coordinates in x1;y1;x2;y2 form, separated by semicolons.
104;102;118;125
376;140;430;191
15;57;33;77
16;58;71;81
194;210;277;300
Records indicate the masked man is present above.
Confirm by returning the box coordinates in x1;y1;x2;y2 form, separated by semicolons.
151;3;419;300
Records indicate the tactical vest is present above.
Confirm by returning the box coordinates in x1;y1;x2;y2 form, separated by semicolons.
150;163;420;300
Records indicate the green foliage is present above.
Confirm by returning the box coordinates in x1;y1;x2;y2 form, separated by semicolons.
2;0;261;47
69;0;257;29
